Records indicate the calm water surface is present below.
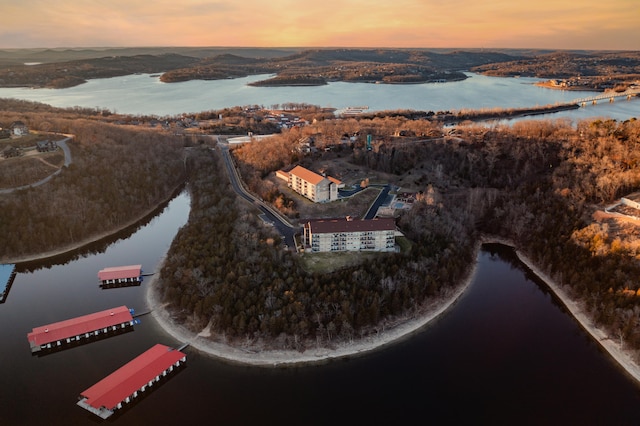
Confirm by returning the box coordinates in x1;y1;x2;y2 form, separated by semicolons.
0;72;638;122
1;73;639;424
1;189;639;424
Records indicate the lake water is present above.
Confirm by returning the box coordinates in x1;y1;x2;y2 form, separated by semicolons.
1;189;640;424
1;70;640;424
0;72;638;122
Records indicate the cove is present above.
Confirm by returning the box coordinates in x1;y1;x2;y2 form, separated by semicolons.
2;197;640;426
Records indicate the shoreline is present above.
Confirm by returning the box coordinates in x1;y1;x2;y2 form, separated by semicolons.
9;201;640;381
145;244;480;367
534;81;600;92
147;238;640;384
513;249;640;384
0;183;184;265
485;236;640;384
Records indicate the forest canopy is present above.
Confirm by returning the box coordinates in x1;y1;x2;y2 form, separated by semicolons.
3;96;640;362
157;114;640;360
0;108;186;259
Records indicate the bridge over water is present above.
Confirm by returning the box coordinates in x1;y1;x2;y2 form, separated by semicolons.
571;88;640;106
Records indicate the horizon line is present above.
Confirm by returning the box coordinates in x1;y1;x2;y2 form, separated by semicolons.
0;45;637;53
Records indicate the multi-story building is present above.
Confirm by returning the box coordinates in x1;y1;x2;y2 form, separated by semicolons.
284;165;341;203
303;217;397;252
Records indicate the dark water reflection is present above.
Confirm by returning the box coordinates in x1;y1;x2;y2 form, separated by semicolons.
2;192;640;425
14;186;185;274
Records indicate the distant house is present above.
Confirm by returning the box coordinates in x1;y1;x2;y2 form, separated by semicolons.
9;121;28;137
3;146;22;158
36;140;58;152
282;165;342;203
303;217;397;252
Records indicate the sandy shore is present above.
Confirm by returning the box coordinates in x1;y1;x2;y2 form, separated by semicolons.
147;240;640;383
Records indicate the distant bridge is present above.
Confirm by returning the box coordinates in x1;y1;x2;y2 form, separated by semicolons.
571;88;640;106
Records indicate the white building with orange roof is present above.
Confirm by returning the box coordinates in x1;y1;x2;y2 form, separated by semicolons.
284;165;342;203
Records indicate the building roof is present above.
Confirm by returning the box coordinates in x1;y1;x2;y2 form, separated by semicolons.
0;264;15;293
79;344;186;411
327;176;343;186
98;265;142;281
27;306;133;346
289;165;326;185
306;217;396;234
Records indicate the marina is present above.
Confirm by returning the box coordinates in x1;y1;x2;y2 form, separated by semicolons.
0;73;638;423
27;306;136;353
98;264;143;287
0;264;16;303
76;344;187;419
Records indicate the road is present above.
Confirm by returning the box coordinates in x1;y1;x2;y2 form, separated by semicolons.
363;184;392;219
218;142;300;249
0;136;72;194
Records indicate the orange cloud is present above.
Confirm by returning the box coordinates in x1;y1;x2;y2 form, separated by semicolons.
1;0;638;49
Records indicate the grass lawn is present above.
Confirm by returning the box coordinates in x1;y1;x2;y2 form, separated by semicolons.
299;250;391;274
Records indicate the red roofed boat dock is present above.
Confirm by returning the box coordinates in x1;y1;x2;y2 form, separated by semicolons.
98;264;143;288
27;306;135;353
77;344;187;419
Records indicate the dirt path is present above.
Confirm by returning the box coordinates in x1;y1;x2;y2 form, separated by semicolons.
35;156;61;170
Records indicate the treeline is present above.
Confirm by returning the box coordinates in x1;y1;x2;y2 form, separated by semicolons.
0;54;198;88
158;111;640;355
472;51;640;78
0;113;185;259
248;75;328;86
354;116;640;357
159;48;514;87
0;98;116;118
157;147;476;350
0;152;64;189
185;104;334;135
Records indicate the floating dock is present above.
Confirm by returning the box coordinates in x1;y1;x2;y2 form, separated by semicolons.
337;106;369;116
27;306;135;353
77;344;187;419
98;264;143;287
0;264;16;303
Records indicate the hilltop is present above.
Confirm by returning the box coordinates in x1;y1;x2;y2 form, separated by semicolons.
3;47;638;90
472;51;640;91
0;48;519;88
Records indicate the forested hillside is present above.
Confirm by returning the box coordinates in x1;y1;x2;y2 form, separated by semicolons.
158;116;640;359
353;117;640;355
3;95;640;360
157;147;476;350
0;107;186;259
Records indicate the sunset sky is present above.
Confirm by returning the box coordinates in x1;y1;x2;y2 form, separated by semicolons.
2;0;639;50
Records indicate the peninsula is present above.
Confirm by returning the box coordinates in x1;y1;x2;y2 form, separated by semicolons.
2;81;640;385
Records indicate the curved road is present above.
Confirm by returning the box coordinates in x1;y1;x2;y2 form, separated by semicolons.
0;136;72;194
218;143;300;249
